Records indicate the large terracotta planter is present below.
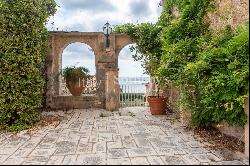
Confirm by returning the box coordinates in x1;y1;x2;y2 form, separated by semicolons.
147;96;167;115
66;79;86;96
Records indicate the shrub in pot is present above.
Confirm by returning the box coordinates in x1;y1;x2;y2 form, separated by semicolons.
147;77;167;115
62;66;90;96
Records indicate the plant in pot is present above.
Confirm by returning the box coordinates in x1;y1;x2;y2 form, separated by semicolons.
147;76;167;115
62;66;90;96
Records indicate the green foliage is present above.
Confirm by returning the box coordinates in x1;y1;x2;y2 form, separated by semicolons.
0;0;57;131
62;66;90;83
114;0;249;127
114;23;162;77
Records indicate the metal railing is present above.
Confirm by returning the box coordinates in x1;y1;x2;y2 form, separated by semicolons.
119;77;150;107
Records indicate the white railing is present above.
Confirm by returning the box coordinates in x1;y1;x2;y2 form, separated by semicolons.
119;77;150;107
60;76;97;96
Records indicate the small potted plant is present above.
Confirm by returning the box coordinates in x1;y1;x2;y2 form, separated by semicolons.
147;76;167;115
62;66;90;96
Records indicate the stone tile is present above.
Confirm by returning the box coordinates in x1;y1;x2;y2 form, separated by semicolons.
61;155;77;165
23;156;50;164
107;141;123;149
46;155;64;165
182;154;200;165
29;148;56;157
217;160;244;165
11;148;34;157
127;147;157;157
107;158;131;165
107;148;128;159
0;147;18;155
130;157;149;165
183;147;209;154
193;153;221;163
54;141;77;155
0;155;10;163
76;142;93;154
88;135;98;143
76;154;106;165
93;141;106;153
3;157;26;165
98;133;113;142
147;156;165;165
160;155;187;165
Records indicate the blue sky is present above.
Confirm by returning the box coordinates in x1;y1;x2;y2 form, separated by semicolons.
46;0;162;77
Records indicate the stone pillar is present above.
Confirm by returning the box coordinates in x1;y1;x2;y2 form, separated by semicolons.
245;98;249;158
105;69;120;111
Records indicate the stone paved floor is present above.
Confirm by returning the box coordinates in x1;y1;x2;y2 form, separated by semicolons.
0;107;249;165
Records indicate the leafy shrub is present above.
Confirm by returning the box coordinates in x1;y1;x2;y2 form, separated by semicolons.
114;0;249;127
62;66;90;83
0;0;56;131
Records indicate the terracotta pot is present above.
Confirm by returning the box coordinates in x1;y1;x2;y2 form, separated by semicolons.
147;96;167;115
66;79;86;96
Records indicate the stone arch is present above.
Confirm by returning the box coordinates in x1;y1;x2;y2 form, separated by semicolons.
46;31;134;111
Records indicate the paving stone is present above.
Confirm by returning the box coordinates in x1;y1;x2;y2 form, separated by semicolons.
3;157;26;165
88;135;98;143
93;141;107;153
147;156;165;165
55;141;77;155
130;157;149;165
127;147;157;157
11;148;34;157
0;147;19;155
107;148;128;159
107;158;131;165
183;147;209;154
76;142;93;154
193;153;221;163
46;155;64;165
23;156;50;164
217;160;244;165
160;155;187;165
107;141;123;149
29;148;57;157
182;154;201;165
76;154;106;165
61;155;77;165
99;133;113;142
0;155;10;163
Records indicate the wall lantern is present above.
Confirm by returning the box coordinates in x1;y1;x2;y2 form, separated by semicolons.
103;21;112;48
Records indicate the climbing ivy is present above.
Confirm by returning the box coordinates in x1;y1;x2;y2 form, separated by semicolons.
0;0;57;131
114;0;249;127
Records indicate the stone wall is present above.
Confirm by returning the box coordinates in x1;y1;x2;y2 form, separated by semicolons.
206;0;249;32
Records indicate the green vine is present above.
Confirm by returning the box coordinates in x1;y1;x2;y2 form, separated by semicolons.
114;0;249;127
0;0;57;131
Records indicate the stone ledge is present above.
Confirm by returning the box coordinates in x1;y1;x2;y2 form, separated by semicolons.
50;95;101;110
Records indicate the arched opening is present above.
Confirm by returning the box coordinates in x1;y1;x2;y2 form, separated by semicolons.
118;44;150;108
60;42;96;96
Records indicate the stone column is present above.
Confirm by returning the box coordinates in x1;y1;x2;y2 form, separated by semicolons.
105;69;120;111
245;98;249;158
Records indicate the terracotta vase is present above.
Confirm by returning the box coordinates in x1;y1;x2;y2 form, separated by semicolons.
147;96;167;115
66;79;86;96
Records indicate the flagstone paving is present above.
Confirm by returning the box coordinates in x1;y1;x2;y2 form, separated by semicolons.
0;107;249;165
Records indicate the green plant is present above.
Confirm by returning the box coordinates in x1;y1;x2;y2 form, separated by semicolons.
114;0;249;127
0;0;57;131
62;66;90;82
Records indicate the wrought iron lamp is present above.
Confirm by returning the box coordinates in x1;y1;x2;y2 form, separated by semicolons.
103;22;112;48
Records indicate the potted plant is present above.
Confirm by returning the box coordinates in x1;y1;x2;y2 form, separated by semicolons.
62;66;90;96
147;76;167;115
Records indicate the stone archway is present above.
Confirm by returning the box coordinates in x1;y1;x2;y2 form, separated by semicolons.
46;32;133;111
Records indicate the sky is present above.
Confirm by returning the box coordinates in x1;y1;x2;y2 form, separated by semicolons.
46;0;162;77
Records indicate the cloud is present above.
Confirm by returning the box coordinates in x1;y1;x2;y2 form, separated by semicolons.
57;0;117;12
129;0;151;17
